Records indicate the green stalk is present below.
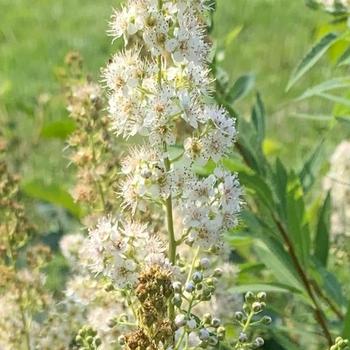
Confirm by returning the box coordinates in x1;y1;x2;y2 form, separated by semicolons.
156;0;176;323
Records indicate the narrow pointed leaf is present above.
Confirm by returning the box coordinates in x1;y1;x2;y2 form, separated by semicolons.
226;73;255;103
314;193;331;266
287;33;338;91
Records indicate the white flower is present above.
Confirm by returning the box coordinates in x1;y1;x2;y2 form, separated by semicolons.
109;5;141;41
60;233;85;265
108;90;146;138
165;10;208;64
110;256;138;288
102;49;145;96
83;217;127;275
177;90;201;128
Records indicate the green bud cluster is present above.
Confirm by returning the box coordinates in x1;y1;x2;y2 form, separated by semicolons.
75;326;102;350
234;292;271;350
330;337;350;350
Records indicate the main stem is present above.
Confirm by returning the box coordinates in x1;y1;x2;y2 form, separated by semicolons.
156;0;176;323
164;153;177;265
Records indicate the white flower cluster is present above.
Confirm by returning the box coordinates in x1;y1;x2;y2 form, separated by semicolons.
103;0;241;252
314;0;350;12
323;141;350;237
83;217;171;288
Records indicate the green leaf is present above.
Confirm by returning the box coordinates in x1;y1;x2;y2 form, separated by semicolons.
299;140;324;193
314;193;331;266
40;119;76;139
337;45;350;66
252;93;266;144
226;74;255;103
222;157;253;175
318;92;350;107
287;32;339;91
286;174;310;266
297;77;350;100
254;240;305;294
225;25;243;47
22;180;81;218
343;301;350;339
239;172;274;210
273;158;288;219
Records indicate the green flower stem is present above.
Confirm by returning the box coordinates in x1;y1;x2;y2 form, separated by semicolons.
164;147;176;322
156;0;176;324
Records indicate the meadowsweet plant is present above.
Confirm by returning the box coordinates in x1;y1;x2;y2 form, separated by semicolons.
63;52;121;216
0;159;52;349
76;0;253;348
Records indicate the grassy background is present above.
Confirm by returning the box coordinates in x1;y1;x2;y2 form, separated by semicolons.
0;0;345;193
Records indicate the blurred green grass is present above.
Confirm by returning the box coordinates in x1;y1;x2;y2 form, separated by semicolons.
0;0;343;183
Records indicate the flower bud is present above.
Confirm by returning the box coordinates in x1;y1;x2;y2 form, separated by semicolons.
185;282;195;293
172;294;182;307
245;291;255;303
235;311;244;321
187;318;197;329
211;318;221;328
257;292;267;302
262;316;272;325
253;337;264;348
192;271;203;283
252;302;263;313
200;257;210;269
217;326;226;340
175;314;186;328
199;328;210;340
239;332;248;343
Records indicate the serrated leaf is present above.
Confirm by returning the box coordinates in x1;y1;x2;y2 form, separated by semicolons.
226;74;255;103
314;193;331;266
287;32;338;91
22;180;81;218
